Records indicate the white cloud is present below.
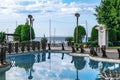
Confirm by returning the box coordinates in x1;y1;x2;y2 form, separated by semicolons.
0;0;99;37
0;0;97;16
61;7;79;14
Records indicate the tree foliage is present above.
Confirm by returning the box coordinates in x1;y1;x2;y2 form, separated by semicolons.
14;24;35;42
95;0;120;41
0;32;5;43
73;25;86;43
14;25;23;41
108;29;117;42
95;0;120;28
90;25;98;41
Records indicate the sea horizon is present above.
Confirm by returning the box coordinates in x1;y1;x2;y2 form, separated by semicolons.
8;36;87;43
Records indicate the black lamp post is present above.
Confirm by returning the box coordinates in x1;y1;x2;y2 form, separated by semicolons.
75;13;80;44
28;15;34;42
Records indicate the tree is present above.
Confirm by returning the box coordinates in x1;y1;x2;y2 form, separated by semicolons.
14;24;35;42
0;32;5;43
95;0;120;41
116;27;120;40
108;29;117;42
73;25;86;44
90;25;98;41
95;0;120;28
14;25;23;41
21;24;35;41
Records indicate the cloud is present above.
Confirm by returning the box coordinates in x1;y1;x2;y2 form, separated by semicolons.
0;0;98;16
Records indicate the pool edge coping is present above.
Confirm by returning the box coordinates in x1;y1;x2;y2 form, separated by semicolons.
69;53;120;63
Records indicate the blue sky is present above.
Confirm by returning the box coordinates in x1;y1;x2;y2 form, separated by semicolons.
0;0;101;37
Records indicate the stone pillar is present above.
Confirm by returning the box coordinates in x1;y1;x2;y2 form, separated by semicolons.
96;24;108;48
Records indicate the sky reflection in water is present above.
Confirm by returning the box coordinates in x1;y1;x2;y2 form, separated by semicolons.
0;52;119;80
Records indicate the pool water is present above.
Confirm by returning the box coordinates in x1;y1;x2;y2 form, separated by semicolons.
0;52;120;80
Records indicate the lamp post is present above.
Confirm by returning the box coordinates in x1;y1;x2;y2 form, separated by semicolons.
28;15;34;42
75;13;80;44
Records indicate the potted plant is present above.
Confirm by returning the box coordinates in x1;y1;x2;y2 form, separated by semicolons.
41;37;47;50
65;37;73;46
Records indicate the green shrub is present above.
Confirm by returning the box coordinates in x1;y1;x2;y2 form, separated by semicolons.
41;37;48;50
0;32;5;44
108;42;113;47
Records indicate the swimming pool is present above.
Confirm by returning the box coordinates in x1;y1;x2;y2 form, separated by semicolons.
1;52;120;80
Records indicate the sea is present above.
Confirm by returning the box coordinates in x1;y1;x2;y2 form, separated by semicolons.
8;36;87;43
33;37;66;43
8;36;67;43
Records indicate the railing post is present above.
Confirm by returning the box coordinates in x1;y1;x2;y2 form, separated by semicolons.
76;44;79;51
72;45;76;53
26;42;30;52
15;43;18;53
62;43;65;50
32;42;35;51
48;43;51;50
8;43;12;54
21;43;25;52
0;47;6;64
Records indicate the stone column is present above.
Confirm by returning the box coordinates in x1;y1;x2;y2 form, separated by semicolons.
96;24;108;48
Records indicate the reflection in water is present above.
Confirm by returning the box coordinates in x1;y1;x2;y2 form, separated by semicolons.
97;62;120;79
71;56;86;70
28;54;34;80
37;53;40;62
0;72;6;80
28;68;33;80
3;53;120;80
48;52;51;59
100;62;115;73
7;54;35;71
89;59;99;69
37;53;46;63
42;52;46;61
61;53;64;60
71;56;86;80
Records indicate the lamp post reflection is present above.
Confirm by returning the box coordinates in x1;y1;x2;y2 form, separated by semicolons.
61;53;64;60
48;52;51;70
48;52;51;59
28;68;33;80
28;54;34;80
